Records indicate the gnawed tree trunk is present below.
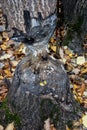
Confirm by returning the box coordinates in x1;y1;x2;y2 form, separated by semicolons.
8;53;76;130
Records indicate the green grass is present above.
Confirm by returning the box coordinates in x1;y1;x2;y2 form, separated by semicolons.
0;99;21;126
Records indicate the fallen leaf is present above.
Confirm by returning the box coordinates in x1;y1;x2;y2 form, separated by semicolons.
0;88;8;94
0;54;12;60
72;68;80;75
50;124;56;130
50;38;56;44
80;83;86;96
59;47;64;59
73;121;81;127
4;69;12;76
82;113;87;128
22;46;27;54
2;32;9;41
0;62;4;69
66;125;70;130
18;44;24;52
1;44;7;50
0;125;4;130
5;122;14;130
84;80;87;84
60;58;66;64
64;48;72;56
0;35;2;43
0;76;4;80
6;50;14;55
73;84;79;90
40;81;47;87
50;46;56;52
11;61;18;67
44;118;51;130
83;91;87;97
77;56;85;65
80;68;87;74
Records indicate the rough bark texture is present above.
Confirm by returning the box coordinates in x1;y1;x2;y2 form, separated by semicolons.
62;0;87;54
8;54;75;130
0;0;57;34
62;0;87;34
75;0;87;35
62;0;77;22
0;0;57;54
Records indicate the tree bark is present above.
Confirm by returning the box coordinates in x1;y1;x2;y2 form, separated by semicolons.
62;0;87;35
8;54;75;130
0;0;57;33
62;0;77;22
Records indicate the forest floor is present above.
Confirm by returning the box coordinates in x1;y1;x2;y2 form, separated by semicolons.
0;10;87;130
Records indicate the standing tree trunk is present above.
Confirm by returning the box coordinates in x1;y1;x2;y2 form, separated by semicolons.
62;0;87;34
0;0;57;54
0;0;57;38
61;0;77;22
62;0;87;54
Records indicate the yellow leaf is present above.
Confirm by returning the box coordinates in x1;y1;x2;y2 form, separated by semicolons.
2;32;9;41
50;38;55;43
40;81;47;87
77;97;83;103
18;44;24;52
81;68;87;74
69;53;73;58
73;84;79;90
66;125;71;130
50;46;56;52
1;44;7;50
0;75;4;80
64;49;72;55
0;35;2;43
82;113;87;128
84;62;87;67
4;69;12;76
43;81;47;85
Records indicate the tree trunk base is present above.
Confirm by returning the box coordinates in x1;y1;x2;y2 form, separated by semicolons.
7;53;77;130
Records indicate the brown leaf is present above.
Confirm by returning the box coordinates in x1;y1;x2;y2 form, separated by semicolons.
2;32;9;41
1;44;7;50
0;88;8;94
50;124;56;130
80;83;86;96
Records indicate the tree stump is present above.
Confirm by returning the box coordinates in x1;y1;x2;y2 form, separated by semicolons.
8;52;75;130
